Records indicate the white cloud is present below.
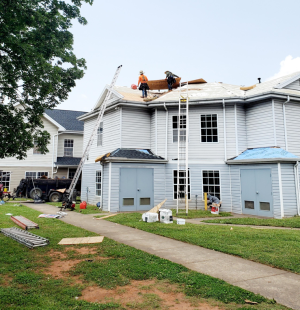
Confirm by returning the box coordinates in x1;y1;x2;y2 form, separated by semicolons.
268;55;300;81
80;94;88;99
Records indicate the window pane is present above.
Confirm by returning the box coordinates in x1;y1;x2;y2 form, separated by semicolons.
202;170;221;199
123;198;134;206
260;202;270;211
95;171;102;196
200;114;218;143
140;198;151;205
245;201;254;209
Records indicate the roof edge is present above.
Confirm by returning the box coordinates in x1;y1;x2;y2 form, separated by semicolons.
226;158;300;165
274;72;300;89
43;113;66;131
104;157;168;163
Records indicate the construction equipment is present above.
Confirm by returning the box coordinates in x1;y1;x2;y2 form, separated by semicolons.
10;216;39;230
61;65;123;210
176;82;189;216
1;227;49;249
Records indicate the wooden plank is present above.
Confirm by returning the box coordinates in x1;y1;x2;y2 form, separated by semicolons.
58;236;104;245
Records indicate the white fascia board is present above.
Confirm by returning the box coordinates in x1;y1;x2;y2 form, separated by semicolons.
226;158;300;165
59;130;83;135
43;113;66;131
92;85;124;111
274;73;300;89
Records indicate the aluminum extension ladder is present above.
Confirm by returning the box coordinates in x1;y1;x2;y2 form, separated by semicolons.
176;82;189;216
1;227;49;249
64;65;123;206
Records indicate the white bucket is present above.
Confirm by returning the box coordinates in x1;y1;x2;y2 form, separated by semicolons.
177;218;185;225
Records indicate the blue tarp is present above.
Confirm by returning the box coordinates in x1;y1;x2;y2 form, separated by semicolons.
234;147;298;160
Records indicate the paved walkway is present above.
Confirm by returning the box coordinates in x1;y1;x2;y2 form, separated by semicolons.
22;203;300;310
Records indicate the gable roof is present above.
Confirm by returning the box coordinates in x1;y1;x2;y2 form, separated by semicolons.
44;109;86;131
274;72;300;89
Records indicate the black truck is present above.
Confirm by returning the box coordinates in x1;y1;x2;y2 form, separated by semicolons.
14;178;80;202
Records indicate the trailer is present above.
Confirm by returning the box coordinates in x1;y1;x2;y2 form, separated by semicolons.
14;178;80;202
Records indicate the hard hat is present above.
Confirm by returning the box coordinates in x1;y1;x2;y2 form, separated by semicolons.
140;70;144;74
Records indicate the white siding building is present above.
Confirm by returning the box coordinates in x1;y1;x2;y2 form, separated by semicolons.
0;109;86;192
79;72;300;218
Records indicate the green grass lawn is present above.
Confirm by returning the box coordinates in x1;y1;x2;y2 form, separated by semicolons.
106;213;300;274
46;201;105;214
0;203;289;310
173;209;232;219
203;216;300;228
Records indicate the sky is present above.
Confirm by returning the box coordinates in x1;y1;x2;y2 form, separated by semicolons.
60;0;300;112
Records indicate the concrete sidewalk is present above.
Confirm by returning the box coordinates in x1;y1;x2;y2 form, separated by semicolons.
23;203;300;310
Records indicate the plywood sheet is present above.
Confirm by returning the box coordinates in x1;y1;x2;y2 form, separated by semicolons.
58;236;104;245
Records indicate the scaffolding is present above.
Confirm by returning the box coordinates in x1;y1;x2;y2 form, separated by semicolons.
176;82;189;215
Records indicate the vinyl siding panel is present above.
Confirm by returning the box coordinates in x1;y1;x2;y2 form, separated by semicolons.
281;163;298;217
57;134;83;157
225;104;236;159
121;107;151;149
236;104;247;154
81;163;102;206
156;109;167;157
163;163;232;212
0;116;58;167
274;99;286;149
150;110;156;153
0;166;52;191
166;105;225;162
246;101;274;148
83;109;120;164
284;79;300;91
285;101;300;156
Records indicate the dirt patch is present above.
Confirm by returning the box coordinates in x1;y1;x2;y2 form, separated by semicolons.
66;246;98;255
48;249;68;259
44;259;83;280
1;275;13;286
80;279;221;309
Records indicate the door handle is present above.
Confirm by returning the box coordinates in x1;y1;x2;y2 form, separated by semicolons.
256;191;259;194
137;189;140;191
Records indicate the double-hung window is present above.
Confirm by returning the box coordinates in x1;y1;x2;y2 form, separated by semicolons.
0;171;10;190
173;170;190;199
96;171;102;196
202;170;220;199
97;122;103;146
25;172;48;179
64;139;74;157
201;114;218;142
33;140;42;154
172;116;186;142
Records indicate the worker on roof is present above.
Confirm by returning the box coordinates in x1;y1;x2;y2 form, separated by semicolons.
165;71;179;91
137;70;149;98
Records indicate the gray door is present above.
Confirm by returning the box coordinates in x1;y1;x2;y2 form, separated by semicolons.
241;169;273;217
120;168;154;211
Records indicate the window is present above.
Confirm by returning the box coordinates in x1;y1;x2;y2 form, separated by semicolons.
173;170;190;199
96;171;101;196
25;172;48;179
64;139;74;157
172;116;186;142
202;170;220;199
33;140;42;154
68;168;77;179
97;122;103;146
0;171;10;191
201;114;218;142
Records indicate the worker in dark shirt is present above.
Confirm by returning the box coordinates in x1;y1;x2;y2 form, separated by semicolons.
165;70;179;91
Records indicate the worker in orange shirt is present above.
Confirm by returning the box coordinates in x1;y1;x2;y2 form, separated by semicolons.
137;70;149;98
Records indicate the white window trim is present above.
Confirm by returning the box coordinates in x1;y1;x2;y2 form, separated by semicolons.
172;115;187;144
64;139;74;157
1;170;11;191
172;169;191;201
95;170;102;197
25;171;49;179
33;140;43;155
201;169;221;201
200;113;219;144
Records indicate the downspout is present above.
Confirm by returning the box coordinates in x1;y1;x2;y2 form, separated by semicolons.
234;103;238;155
52;132;64;177
278;163;284;218
223;99;227;161
155;108;158;154
100;161;104;211
283;95;290;151
294;161;300;215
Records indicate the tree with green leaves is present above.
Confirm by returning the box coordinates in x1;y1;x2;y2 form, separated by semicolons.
0;0;93;159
